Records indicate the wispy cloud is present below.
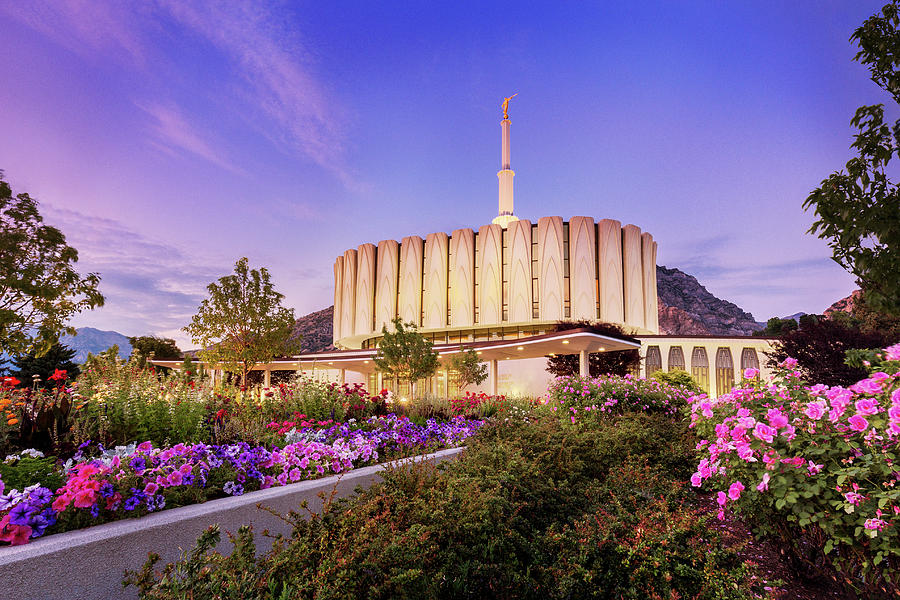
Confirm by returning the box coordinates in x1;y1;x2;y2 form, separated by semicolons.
1;1;146;65
137;102;244;174
3;0;350;181
42;205;226;347
158;1;349;179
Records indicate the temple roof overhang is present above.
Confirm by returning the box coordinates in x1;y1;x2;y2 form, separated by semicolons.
151;328;641;373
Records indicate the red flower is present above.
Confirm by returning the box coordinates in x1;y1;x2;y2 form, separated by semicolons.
1;377;21;388
49;369;67;382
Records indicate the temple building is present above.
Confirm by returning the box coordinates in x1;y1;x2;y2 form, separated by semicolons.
157;99;775;398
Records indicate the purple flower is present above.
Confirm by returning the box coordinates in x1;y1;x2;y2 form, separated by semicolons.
98;483;115;499
9;502;33;526
223;481;244;496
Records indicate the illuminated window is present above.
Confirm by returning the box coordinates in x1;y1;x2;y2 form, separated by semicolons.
646;346;662;376
741;348;760;372
691;347;709;393
667;346;685;371
715;347;734;395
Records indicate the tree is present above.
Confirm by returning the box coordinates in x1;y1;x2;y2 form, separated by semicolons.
183;257;299;386
448;347;488;391
766;315;890;386
11;342;80;389
373;317;439;398
804;1;900;315
545;320;641;377
754;317;798;337
129;335;182;368
0;173;104;358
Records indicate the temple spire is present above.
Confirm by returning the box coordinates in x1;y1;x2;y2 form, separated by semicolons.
493;94;518;228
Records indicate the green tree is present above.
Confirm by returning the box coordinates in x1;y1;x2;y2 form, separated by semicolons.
128;335;182;368
545;320;641;377
11;342;80;389
183;257;299;386
448;347;488;392
754;316;798;337
373;317;439;398
804;1;900;315
766;315;889;386
0;173;104;358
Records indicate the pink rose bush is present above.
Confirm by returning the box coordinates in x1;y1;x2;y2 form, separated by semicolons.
689;348;900;590
548;374;691;417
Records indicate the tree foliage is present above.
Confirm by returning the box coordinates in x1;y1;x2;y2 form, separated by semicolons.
183;257;299;385
128;336;182;368
373;317;439;395
766;314;890;386
754;317;798;337
11;342;80;389
448;347;488;391
804;1;900;314
0;174;104;358
545;320;640;377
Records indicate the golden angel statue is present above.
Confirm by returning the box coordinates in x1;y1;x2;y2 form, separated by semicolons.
501;93;518;120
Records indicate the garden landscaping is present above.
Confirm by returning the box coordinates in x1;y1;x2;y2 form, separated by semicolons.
1;346;899;598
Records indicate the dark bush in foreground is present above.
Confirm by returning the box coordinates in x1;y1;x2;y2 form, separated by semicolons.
125;415;763;599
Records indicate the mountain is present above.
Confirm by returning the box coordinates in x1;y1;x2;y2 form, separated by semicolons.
656;266;763;336
824;289;862;316
60;328;132;363
291;306;336;353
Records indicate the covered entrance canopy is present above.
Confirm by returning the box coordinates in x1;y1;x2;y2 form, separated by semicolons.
152;328;640;393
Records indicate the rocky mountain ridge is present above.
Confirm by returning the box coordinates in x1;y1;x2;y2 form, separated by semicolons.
656;266;763;336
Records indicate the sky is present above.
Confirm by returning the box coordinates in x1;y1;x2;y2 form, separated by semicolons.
0;1;888;348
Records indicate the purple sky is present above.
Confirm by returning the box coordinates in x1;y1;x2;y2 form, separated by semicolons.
0;1;884;347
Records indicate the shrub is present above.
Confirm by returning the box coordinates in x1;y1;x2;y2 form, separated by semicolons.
689;345;900;597
126;414;759;599
651;368;702;393
546;374;692;417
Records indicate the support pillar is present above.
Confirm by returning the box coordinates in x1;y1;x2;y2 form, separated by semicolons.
490;360;498;396
340;369;346;385
579;350;589;377
263;368;271;388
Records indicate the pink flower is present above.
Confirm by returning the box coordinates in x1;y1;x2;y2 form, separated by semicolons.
690;473;702;487
756;472;770;492
855;398;879;416
144;482;159;495
753;422;776;444
848;414;870;432
778;357;798;369
728;481;745;501
743;368;759;379
864;518;889;534
804;401;825;420
73;489;96;509
167;471;183;487
883;344;900;361
807;461;824;475
766;408;789;429
717;491;727;506
852;378;883;395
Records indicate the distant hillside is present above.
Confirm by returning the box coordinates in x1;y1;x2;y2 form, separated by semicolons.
825;290;862;316
61;328;132;363
656;266;763;336
291;306;335;353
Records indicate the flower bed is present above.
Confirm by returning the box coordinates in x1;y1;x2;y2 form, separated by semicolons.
0;414;483;545
546;373;691;417
689;346;900;597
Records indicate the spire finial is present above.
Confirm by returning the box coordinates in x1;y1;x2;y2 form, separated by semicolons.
501;93;518;120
